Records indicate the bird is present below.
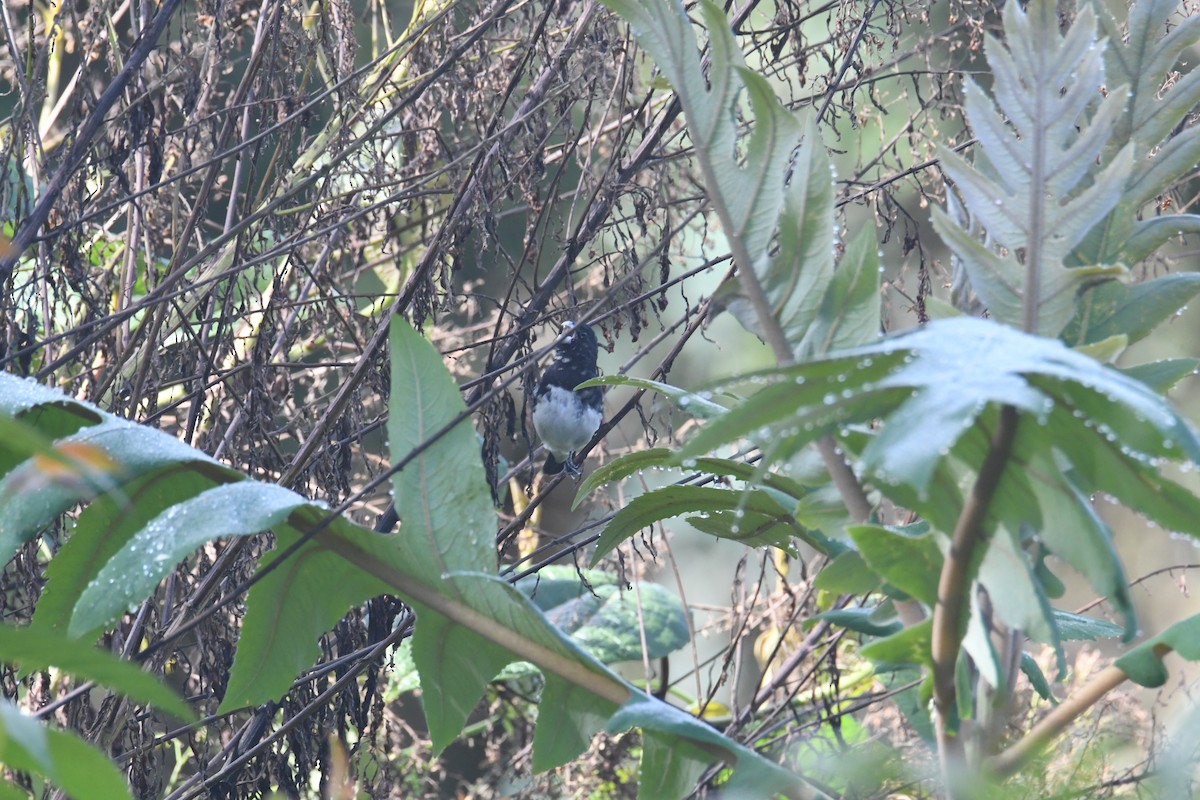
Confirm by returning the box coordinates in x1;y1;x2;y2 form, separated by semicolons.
531;321;604;478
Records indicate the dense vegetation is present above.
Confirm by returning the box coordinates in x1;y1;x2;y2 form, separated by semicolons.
4;0;1200;797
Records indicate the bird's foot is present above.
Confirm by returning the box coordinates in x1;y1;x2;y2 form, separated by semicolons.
564;457;583;480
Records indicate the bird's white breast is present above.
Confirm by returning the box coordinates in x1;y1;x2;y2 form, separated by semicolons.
532;385;602;458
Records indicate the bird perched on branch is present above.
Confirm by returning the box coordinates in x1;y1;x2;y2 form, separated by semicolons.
531;321;603;478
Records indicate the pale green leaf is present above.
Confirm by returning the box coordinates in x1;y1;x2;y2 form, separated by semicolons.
0;701;134;800
1115;612;1200;687
388;316;494;575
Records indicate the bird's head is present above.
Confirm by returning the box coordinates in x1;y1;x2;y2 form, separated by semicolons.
553;321;598;366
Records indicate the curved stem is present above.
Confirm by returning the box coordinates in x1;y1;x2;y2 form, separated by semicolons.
985;664;1128;778
930;404;1019;791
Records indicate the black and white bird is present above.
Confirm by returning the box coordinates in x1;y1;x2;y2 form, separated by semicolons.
531;321;604;478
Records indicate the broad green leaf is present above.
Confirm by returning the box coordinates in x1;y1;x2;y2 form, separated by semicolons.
387;316;493;574
569;582;689;662
589;485;809;564
1063;273;1200;347
860;619;933;667
809;608;903;638
607;695;812;799
220;514;396;712
516;568;689;663
977;529;1056;654
533;679;614;773
812;550;882;595
847;525;942;606
0;411;228;565
796;227;881;357
69;481;316;637
0;700;134;800
33;464;236;639
768;115;836;354
1121;359;1199;394
575;375;729;420
636;731;711;800
1115;612;1200;688
0;625;192;720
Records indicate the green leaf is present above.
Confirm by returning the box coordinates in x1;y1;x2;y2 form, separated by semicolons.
1052;609;1124;641
935;0;1133;336
809;608;902;638
0;700;134;800
977;529;1057;654
860;619;933;668
0;414;228;565
220;515;396;712
589;485;807;564
607;695;806;798
387;316;494;574
575;375;729;420
517;567;690;663
0;625;192;720
796;227;881;357
1115;612;1200;687
1120;359;1199;394
813;550;882;595
1020;651;1055;702
33;464;236;639
847;525;942;606
69;481;317;637
1023;457;1133;638
575;447;814;511
768;115;836;355
1063;273;1200;347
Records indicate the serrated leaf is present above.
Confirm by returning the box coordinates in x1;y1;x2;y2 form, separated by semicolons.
935;0;1136;337
1063;273;1200;347
0;625;192;720
1052;609;1124;641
